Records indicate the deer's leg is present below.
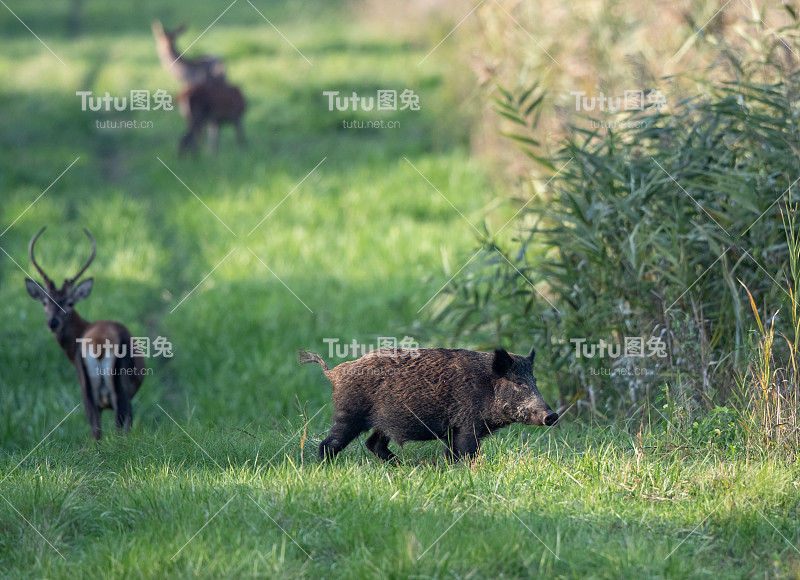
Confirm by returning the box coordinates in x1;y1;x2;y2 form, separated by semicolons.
179;128;195;156
179;110;203;156
207;122;219;154
76;360;101;440
234;119;247;148
111;364;133;433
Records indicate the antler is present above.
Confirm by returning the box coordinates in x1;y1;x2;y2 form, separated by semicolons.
66;228;96;284
28;226;52;286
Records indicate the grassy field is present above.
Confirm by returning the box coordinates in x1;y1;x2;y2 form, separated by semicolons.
1;1;799;578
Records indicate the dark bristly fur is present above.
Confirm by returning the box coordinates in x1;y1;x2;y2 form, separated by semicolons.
299;346;558;462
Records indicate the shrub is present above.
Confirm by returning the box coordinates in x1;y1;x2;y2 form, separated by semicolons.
434;14;800;419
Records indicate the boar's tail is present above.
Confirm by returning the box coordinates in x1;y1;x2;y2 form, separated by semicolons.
298;349;329;372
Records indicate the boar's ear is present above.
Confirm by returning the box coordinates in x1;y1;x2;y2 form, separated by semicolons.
492;348;513;377
528;347;536;364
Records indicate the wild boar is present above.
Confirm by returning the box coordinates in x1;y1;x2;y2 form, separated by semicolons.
299;346;558;462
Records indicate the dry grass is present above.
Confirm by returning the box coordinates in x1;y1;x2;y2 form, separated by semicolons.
738;204;800;453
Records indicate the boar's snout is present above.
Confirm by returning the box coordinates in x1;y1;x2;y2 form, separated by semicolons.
523;405;558;426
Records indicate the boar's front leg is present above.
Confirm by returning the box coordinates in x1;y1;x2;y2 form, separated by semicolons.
319;418;365;460
452;430;480;461
365;429;397;463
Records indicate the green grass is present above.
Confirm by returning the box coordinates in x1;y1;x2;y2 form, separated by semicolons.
2;422;799;578
1;1;799;578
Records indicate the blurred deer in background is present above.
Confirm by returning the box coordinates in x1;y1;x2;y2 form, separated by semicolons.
25;227;145;440
152;21;225;86
152;20;247;154
178;79;247;155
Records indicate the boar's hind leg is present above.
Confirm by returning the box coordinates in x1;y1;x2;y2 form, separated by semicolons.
452;431;480;461
365;429;397;463
319;420;364;460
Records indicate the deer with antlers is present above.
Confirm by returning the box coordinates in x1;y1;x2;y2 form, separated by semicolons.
25;228;145;440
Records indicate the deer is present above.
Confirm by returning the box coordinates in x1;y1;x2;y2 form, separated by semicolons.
24;227;145;441
178;78;247;155
151;20;246;155
152;21;226;86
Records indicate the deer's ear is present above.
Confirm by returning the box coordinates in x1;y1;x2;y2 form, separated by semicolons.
25;279;48;303
69;278;94;303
